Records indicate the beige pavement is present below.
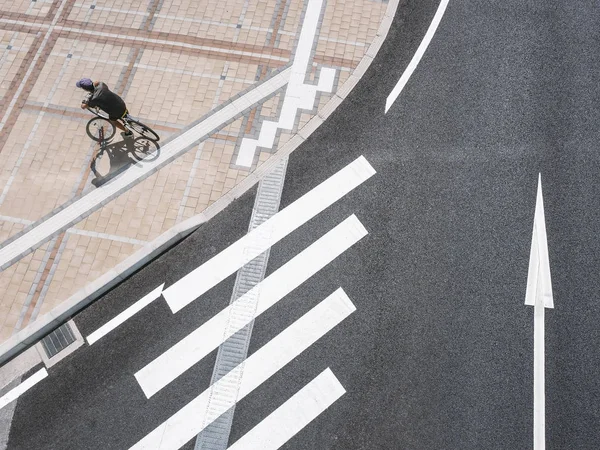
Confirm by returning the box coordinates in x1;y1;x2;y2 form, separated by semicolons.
0;0;389;345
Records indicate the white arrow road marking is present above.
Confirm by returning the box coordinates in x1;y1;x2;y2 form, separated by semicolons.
0;368;47;410
384;0;450;113
524;173;554;450
163;155;375;313
227;368;345;450
86;284;165;345
525;173;553;309
136;215;367;398
129;288;355;450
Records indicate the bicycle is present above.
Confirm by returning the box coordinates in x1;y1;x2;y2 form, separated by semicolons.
85;107;160;142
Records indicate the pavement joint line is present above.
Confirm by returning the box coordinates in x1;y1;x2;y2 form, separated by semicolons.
0;0;399;368
15;235;61;332
195;157;288;450
52;25;290;63
0;0;71;133
28;234;71;326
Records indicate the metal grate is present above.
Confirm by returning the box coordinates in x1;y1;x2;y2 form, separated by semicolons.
41;322;76;359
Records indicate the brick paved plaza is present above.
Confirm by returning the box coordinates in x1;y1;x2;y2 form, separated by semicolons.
0;0;388;343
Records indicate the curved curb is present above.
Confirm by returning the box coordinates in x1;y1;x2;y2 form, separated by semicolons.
0;0;400;367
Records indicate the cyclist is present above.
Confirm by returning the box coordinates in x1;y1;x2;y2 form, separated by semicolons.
76;78;133;139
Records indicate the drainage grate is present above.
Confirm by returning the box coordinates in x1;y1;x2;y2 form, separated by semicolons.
41;322;76;359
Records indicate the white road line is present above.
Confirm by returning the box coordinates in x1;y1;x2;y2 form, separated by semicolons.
86;284;165;345
0;368;47;410
163;156;375;313
525;174;554;450
227;368;345;450
129;288;355;450
385;0;450;113
136;216;367;398
0;67;291;270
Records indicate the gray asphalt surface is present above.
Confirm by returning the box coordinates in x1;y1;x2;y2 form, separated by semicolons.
7;0;600;449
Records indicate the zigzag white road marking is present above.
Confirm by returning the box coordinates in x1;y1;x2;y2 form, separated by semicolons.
235;0;336;167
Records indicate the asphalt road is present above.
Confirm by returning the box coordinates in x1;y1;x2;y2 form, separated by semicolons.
7;0;600;449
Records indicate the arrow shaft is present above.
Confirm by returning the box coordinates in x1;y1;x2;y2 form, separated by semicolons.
533;301;545;450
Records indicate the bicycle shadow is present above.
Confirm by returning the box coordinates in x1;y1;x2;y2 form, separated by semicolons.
90;136;160;187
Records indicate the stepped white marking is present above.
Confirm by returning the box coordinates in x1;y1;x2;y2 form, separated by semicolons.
235;0;336;167
129;288;355;450
385;0;450;113
227;368;345;450
136;216;367;398
163;155;375;313
0;67;291;270
86;284;165;345
525;174;554;450
0;368;47;410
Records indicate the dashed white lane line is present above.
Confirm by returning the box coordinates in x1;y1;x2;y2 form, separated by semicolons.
0;368;47;410
385;0;450;113
525;174;554;450
86;284;165;345
227;368;345;450
129;288;355;450
163;155;375;314
136;216;367;399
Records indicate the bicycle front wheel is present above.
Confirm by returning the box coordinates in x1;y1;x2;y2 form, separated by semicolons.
126;118;160;141
86;117;116;142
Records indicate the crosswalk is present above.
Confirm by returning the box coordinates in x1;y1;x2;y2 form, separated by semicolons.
135;214;367;399
130;289;355;450
83;156;376;450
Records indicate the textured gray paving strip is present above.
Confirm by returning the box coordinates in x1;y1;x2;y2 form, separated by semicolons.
195;157;288;450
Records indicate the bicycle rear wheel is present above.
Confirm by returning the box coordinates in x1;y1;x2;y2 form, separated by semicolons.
126;118;160;141
86;117;116;142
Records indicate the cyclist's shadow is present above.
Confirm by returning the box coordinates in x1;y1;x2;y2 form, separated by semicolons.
90;136;160;187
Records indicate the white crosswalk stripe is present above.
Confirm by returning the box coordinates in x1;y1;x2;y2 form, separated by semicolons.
227;368;345;450
129;288;356;450
135;214;367;398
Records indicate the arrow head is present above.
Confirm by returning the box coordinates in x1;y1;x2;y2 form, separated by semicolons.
525;174;554;309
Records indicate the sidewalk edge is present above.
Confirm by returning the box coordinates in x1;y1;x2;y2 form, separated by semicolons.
0;0;399;368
